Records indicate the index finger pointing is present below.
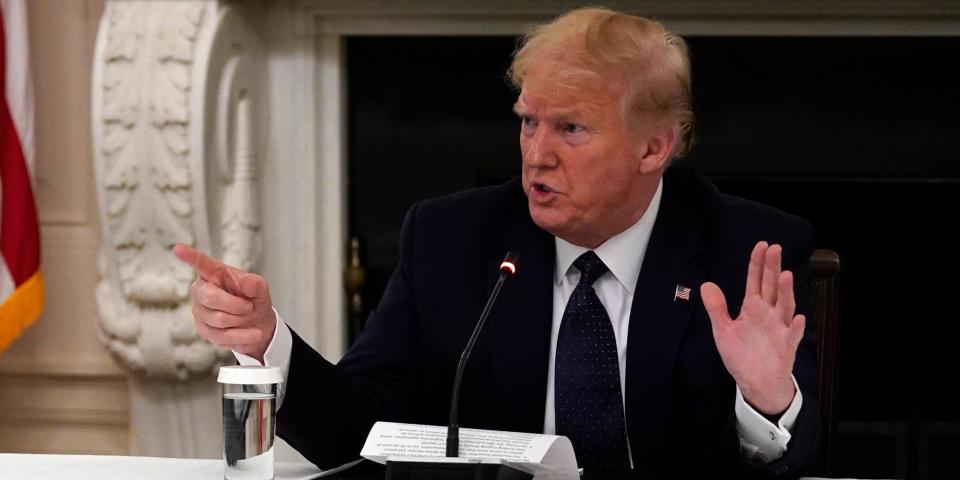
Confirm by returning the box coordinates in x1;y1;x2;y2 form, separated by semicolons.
173;244;226;283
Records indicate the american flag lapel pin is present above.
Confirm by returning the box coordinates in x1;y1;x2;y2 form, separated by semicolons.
674;284;691;302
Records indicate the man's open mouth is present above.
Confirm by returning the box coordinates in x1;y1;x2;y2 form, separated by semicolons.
533;182;553;193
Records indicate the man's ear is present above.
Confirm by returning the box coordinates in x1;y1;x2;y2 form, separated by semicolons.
637;124;676;174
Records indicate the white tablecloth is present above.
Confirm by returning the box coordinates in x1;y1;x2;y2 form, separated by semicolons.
0;453;874;480
0;453;324;479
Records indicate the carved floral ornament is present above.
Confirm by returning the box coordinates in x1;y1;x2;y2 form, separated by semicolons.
92;0;261;380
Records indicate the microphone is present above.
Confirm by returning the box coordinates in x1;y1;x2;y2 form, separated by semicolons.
446;251;519;458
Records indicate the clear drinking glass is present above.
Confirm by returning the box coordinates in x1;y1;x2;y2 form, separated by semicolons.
218;366;283;480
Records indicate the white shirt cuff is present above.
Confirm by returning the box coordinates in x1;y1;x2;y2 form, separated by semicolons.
734;375;803;463
232;308;293;407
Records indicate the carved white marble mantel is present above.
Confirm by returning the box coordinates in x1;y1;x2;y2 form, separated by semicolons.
91;0;960;460
92;0;270;458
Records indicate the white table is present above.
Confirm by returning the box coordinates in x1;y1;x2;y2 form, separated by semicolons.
0;453;325;479
0;453;874;480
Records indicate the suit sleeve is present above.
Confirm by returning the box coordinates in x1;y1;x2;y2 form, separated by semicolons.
276;204;423;469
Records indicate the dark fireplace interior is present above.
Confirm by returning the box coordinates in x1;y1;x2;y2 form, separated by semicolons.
346;35;960;479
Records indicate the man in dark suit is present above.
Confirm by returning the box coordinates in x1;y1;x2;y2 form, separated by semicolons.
175;7;820;478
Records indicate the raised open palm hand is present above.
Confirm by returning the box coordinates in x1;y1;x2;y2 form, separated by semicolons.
700;241;805;415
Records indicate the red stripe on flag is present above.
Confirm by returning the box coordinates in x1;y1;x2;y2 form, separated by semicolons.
0;4;41;286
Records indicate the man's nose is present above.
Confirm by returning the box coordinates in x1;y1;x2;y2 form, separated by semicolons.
523;128;558;168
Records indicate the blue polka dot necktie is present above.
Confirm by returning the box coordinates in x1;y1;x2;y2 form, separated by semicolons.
555;251;630;470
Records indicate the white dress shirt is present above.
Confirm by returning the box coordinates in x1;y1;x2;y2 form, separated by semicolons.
237;179;803;464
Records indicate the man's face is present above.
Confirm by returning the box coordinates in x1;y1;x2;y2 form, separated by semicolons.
515;69;658;248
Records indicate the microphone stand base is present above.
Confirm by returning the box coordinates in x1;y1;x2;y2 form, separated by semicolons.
384;459;532;480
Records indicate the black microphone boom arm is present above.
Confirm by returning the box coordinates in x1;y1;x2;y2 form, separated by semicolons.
445;251;518;458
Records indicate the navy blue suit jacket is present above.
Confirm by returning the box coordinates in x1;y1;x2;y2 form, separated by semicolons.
277;165;820;478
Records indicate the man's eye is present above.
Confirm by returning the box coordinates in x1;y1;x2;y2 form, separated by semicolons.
560;123;590;146
520;116;537;134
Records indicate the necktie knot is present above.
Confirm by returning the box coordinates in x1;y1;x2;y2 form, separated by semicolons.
573;251;608;287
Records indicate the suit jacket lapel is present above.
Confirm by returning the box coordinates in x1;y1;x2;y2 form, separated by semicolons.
488;204;555;434
625;170;706;460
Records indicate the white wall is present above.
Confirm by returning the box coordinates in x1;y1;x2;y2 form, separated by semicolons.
0;0;128;455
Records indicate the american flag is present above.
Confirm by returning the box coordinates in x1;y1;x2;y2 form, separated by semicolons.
1;0;44;353
674;285;691;302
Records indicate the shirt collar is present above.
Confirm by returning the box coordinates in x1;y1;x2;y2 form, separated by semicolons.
554;178;663;294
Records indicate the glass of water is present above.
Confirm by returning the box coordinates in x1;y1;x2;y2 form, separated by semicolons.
218;365;283;480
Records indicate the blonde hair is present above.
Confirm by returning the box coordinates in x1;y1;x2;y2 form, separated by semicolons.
509;7;694;158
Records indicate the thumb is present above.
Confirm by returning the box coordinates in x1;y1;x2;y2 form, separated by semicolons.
239;273;270;306
788;314;807;350
700;282;732;328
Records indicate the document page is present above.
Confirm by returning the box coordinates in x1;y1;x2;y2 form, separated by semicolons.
360;421;579;479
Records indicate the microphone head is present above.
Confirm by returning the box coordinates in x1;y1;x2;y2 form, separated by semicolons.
499;251;519;276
